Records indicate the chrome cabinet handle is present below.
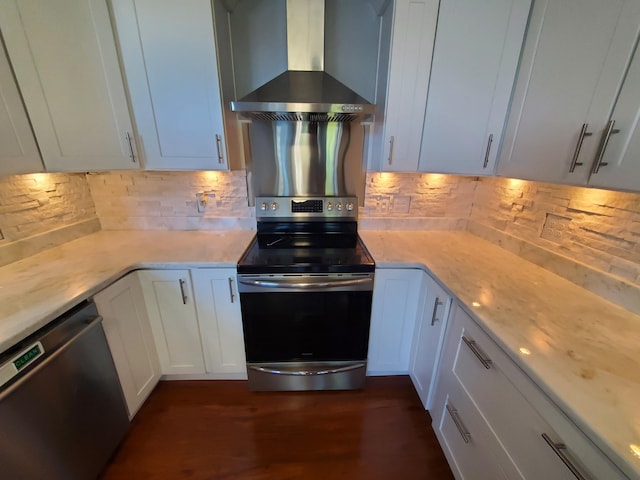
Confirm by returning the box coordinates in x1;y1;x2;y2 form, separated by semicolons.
462;335;492;369
542;433;590;480
228;277;235;303
569;123;592;172
179;278;188;304
215;134;224;164
388;135;395;165
430;297;443;326
483;133;493;168
126;132;136;163
591;120;620;174
446;403;471;444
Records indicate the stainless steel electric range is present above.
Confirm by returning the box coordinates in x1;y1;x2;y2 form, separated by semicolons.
237;196;375;391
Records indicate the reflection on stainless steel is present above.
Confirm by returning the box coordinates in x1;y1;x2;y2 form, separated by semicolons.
273;120;348;196
247;118;364;201
238;273;374;292
231;71;375;115
246;361;367;391
0;302;129;479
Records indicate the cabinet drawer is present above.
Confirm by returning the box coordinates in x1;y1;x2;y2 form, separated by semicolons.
450;307;627;480
436;379;522;480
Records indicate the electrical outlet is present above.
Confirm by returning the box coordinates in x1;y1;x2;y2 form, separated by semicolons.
391;195;411;214
378;195;390;214
196;193;207;213
540;213;571;244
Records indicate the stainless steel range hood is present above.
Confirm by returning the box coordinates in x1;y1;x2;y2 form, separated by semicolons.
231;71;375;118
230;0;375;118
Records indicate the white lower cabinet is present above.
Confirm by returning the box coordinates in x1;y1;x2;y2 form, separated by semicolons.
431;304;628;480
409;274;451;409
93;272;161;418
138;270;206;375
367;269;425;374
191;269;246;378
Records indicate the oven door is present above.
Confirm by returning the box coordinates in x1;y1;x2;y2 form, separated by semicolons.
237;273;374;390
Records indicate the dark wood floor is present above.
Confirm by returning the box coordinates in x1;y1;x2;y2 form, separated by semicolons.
100;376;454;480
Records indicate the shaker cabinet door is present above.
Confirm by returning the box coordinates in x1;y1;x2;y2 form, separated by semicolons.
94;272;161;418
0;36;42;176
139;269;206;375
0;0;138;172
111;0;228;170
380;0;439;171
409;274;451;409
367;268;425;374
419;0;530;175
589;42;640;191
191;268;246;377
497;0;640;185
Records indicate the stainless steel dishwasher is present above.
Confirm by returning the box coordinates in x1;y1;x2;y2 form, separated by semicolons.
0;301;129;480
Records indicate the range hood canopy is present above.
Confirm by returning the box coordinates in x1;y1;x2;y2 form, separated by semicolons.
229;0;375;118
230;71;375;118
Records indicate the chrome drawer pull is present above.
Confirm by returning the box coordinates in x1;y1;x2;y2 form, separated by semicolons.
388;135;395;165
542;433;590;480
179;278;188;305
228;277;236;303
591;119;619;174
462;335;492;369
215;134;224;164
483;133;493;168
446;403;471;444
569;123;592;172
430;297;443;326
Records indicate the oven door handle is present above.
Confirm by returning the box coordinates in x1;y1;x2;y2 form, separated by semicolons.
238;277;372;290
248;363;366;376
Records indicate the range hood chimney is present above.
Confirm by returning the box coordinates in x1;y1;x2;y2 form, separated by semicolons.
230;0;375;118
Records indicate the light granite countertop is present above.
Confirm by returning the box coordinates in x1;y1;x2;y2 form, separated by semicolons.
359;230;640;479
0;230;255;354
1;228;638;477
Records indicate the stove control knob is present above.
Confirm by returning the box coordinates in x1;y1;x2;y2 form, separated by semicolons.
327;202;333;211
337;202;343;211
346;202;354;211
271;202;279;211
260;202;269;211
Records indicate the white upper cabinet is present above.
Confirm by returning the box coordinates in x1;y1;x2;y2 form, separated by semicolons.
380;0;439;171
419;0;531;175
0;0;138;172
111;0;228;170
590;44;640;190
498;0;640;187
0;36;42;176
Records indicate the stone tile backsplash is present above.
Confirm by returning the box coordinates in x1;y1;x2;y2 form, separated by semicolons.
0;173;96;242
85;170;254;230
470;177;640;285
2;169;640;297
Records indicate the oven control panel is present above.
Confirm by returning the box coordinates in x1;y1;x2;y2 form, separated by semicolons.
256;196;358;219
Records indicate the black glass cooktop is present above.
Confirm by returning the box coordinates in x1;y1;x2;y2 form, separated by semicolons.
237;235;375;274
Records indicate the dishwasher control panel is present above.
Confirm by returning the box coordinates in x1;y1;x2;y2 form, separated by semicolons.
0;341;44;388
